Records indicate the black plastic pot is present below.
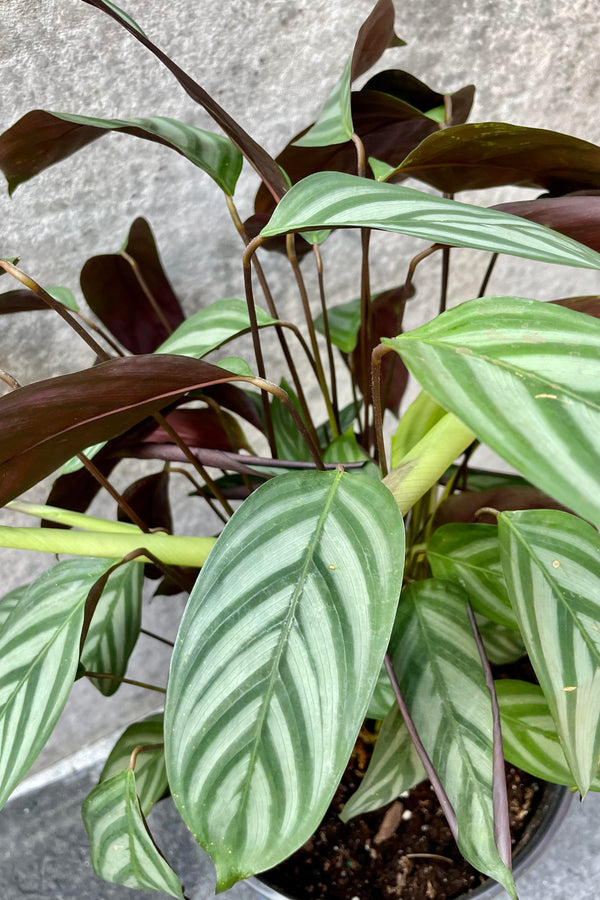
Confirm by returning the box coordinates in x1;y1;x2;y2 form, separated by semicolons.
246;781;572;900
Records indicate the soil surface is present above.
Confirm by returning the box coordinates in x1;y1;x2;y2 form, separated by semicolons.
261;737;542;900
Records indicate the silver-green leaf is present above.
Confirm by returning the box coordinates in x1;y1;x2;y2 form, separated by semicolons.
82;769;183;898
99;714;167;816
385;296;600;528
155;298;277;359
499;509;600;794
164;469;405;890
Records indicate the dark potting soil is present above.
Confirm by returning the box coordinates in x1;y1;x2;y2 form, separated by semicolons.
261;737;542;900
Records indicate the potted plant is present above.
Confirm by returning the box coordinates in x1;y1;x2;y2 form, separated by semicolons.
0;1;598;898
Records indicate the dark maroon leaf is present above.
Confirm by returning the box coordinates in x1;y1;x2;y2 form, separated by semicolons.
389;123;600;194
352;286;411;414
363;70;475;125
81;0;288;202
143;408;250;453
242;213;313;259
434;486;572;527
0;289;47;313
80;217;184;354
117;471;172;532
255;91;438;219
0;354;239;506
201;383;263;432
492;196;600;253
550;295;600;317
349;0;405;82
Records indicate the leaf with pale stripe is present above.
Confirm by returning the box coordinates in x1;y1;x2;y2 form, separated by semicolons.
427;524;517;629
476;616;525;665
498;509;600;795
260;172;600;270
80;561;143;696
99;714;167;816
385;296;600;528
340;704;425;821
155;298;277;359
0;584;28;629
366;664;394;719
164;469;405;890
82;769;183;898
0;558;113;809
496;679;600;790
389;578;516;897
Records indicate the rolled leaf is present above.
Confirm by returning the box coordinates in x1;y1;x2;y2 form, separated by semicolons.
80;217;184;354
0;354;239;506
0;111;243;196
82;769;183;898
385;296;600;528
165;469;405;889
260;172;600;270
390;579;516;897
99;714;167;816
80;561;143;695
0;558;113;809
499;509;600;794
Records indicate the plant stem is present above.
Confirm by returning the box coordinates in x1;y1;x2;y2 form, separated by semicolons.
167;466;228;525
478;252;499;297
286;234;338;438
350;132;367;178
0;259;111;361
404;245;441;293
312;245;340;432
246;376;325;470
83;671;166;693
129;743;165;770
76;452;149;531
0;368;20;390
140;628;175;647
439;245;451;315
359;228;373;446
242;236;277;456
371;343;393;475
121;250;174;335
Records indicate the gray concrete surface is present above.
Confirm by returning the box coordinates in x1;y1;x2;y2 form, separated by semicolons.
2;753;599;899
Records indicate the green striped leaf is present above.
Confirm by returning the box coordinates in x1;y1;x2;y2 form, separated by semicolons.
498;509;600;795
322;427;379;479
0;558;113;809
3;110;243;196
0;584;28;629
80;561;143;696
155;298;277;358
366;664;394;719
385;296;600;528
99;714;167;816
427;524;517;629
295;58;354;147
496;680;600;790
314;296;361;353
261;172;600;270
164;469;405;890
340;704;425;821
82;769;183;898
476;617;525;665
390;579;516;898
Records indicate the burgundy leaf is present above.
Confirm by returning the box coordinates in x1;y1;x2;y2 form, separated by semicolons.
435;486;571;527
0;354;239;506
117;471;172;532
255;91;439;220
201;383;263;432
0;289;48;313
80;217;184;353
352;286;411;414
492;196;600;253
143;408;250;453
363;70;475;125
391;123;600;194
550;295;600;318
349;0;405;82
81;0;288;202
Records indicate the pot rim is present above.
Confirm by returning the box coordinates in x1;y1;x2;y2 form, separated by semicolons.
246;780;573;900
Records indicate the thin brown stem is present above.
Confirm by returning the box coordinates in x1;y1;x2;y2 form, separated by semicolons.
167;465;228;525
152;411;234;517
286;234;337;437
350;132;367;178
76;452;149;531
140;627;175;647
242;236;277;456
313;244;340;433
371;344;392;476
226;195;319;445
0;259;111;361
83;671;166;693
439;245;451;315
478;252;499;297
359;228;372;445
74;310;126;357
249;376;325;470
404;245;442;293
129;743;165;770
121;250;173;336
0;369;20;390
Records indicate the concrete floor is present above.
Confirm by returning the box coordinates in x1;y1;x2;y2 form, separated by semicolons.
2;747;598;900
